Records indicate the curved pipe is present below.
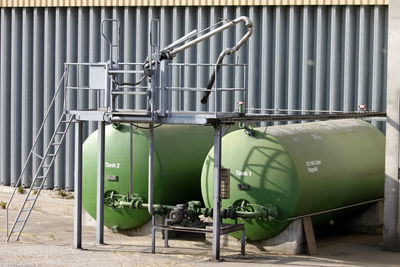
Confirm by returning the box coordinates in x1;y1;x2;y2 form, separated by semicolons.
201;17;254;104
143;16;254;71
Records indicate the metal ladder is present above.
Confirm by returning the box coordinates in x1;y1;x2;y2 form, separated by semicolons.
6;69;73;242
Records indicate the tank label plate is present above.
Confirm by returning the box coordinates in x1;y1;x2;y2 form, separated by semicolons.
105;162;121;168
236;170;252;176
305;160;322;173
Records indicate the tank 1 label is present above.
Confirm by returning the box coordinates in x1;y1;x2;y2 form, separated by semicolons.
236;170;252;176
105;162;120;168
305;160;321;173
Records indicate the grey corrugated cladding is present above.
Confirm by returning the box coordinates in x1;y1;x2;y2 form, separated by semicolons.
0;5;387;190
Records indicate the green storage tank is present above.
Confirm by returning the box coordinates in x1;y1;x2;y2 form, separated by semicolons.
201;119;385;241
82;124;214;230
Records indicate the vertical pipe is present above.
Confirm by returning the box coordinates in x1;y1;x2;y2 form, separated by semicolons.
148;123;154;215
208;7;222;113
272;7;287;125
260;6;272;126
129;123;133;198
123;7;136;110
43;8;55;189
235;6;248;109
54;8;66;190
247;7;260;115
89;7;101;134
73;121;83;249
196;7;210;112
65;8;78;191
313;6;327;112
10;8;22;187
287;6;300;122
341;6;356;112
370;6;385;129
183;6;196;112
96;121;105;245
327;6;342;112
212;125;222;261
32;8;44;187
21;8;33;187
135;7;148;110
299;7;314;116
0;8;11;186
149;122;155;252
78;8;89;138
221;7;234;113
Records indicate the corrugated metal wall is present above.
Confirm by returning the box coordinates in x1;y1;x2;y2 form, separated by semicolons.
0;5;388;190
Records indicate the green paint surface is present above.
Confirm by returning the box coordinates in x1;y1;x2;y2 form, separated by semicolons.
201;119;385;241
82;124;214;230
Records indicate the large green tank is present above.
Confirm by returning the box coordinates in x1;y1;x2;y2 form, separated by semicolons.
201;119;385;241
83;124;214;230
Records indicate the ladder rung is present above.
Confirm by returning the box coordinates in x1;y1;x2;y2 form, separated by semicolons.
46;154;56;157
16;220;26;223
11;228;22;233
61;120;71;123
42;165;51;168
32;152;43;159
36;176;45;179
27;198;36;201
56;131;66;134
21;209;31;212
52;143;61;146
31;186;41;190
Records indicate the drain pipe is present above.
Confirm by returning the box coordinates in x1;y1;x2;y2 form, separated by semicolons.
148;123;154;216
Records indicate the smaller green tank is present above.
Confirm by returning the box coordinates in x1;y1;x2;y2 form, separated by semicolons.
201;119;385;241
82;124;215;230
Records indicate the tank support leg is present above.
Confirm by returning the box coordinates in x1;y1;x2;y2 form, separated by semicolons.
212;124;231;261
240;229;245;256
73;121;83;249
164;229;169;247
96;121;105;245
151;216;156;253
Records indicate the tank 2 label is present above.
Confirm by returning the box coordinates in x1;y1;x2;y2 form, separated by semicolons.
105;162;121;168
305;160;321;173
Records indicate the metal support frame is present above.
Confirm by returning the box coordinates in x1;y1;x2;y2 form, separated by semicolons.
153;222;245;256
212;123;231;261
73;121;83;249
96;121;105;245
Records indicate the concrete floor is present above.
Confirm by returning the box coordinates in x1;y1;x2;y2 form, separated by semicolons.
1;186;400;267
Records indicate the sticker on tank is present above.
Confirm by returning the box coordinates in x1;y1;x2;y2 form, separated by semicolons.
305;160;322;173
105;162;121;168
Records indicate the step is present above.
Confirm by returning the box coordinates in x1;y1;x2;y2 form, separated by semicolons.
42;165;51;168
56;131;66;135
46;154;56;157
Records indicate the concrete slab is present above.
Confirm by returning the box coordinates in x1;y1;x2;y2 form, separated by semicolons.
1;186;400;266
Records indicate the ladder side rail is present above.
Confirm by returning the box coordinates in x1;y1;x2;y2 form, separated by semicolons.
7;115;73;241
6;68;68;239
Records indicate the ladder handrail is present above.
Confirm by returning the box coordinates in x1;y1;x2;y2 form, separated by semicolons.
8;115;74;242
6;67;69;239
